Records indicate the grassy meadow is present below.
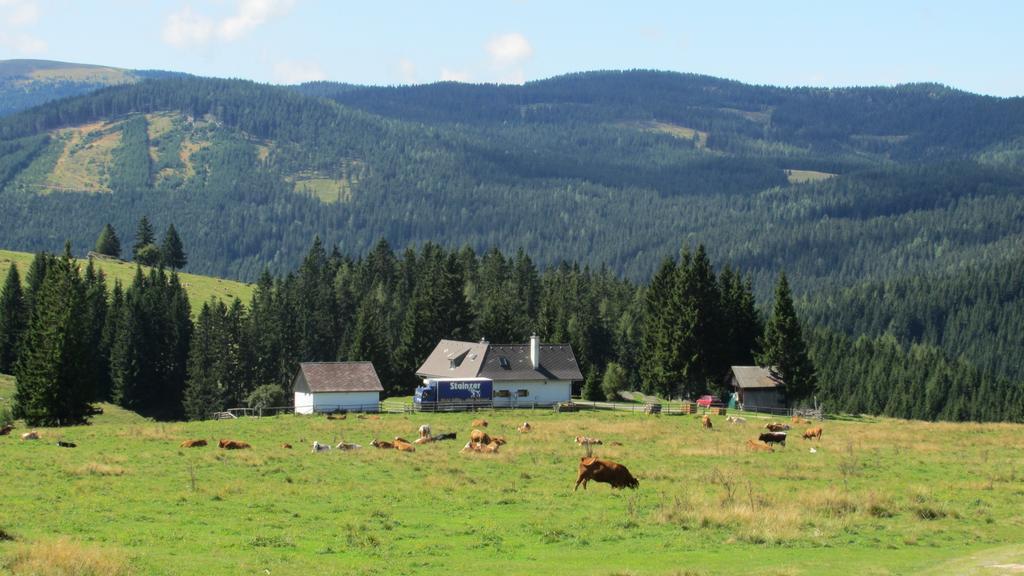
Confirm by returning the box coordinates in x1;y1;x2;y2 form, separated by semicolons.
0;249;253;317
1;375;1023;575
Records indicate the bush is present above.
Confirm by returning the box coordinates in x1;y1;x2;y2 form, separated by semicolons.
246;384;287;411
601;362;627;401
134;243;161;266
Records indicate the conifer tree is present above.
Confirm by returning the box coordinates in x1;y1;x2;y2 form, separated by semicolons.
183;302;225;420
94;223;121;258
13;246;92;425
758;272;817;405
160;224;187;269
0;264;26;374
132;216;159;265
23;252;51;316
639;257;680;397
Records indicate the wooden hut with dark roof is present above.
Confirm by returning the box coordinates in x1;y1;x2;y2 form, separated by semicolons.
293;362;383;414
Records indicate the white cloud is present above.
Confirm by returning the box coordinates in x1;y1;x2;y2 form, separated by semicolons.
440;67;471;83
398;58;416;83
273;59;325;84
162;0;295;48
0;0;45;54
162;5;213;47
485;32;533;65
218;0;295;41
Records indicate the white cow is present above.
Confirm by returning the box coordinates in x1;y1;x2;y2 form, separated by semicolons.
311;441;331;453
418;424;432;439
336;441;362;451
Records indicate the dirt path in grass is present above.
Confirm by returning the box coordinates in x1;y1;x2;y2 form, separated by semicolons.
915;545;1024;575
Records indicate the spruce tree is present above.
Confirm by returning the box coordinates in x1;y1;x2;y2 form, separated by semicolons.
13;247;92;426
94;223;121;258
639;257;680;398
160;224;187;269
0;264;26;374
132;216;158;265
183;303;225;420
758;272;817;405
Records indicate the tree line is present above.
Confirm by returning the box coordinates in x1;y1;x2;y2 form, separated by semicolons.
1;238;825;425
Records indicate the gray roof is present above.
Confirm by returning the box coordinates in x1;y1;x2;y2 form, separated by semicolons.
729;366;782;389
416;339;583;382
298;362;384;393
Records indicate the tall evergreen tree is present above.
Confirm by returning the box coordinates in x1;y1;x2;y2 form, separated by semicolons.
132;216;159;265
758;272;817;405
160;224;187;269
0;264;26;374
94;223;121;258
12;246;92;426
639;257;681;398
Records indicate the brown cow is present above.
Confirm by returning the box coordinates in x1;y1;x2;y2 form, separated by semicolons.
180;439;207;448
701;415;713;430
20;430;39;441
0;424;14;436
218;439;251;449
746;438;774;452
413;436;433;445
471;418;488;428
765;422;790;432
574;457;639;491
461;441;498;454
370;439;395;449
803;427;823;440
282;443;293;449
393;440;416;453
393;436;412;444
575;435;603;446
517;422;532;433
490;435;507;446
470;429;492;445
326;413;346;420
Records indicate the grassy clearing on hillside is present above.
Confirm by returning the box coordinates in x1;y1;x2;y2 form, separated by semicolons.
47;122;121;193
0;249;253;316
630;121;709;148
785;169;835;184
1;403;1022;575
293;177;351;203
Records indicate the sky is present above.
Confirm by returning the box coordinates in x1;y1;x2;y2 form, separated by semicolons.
0;0;1021;97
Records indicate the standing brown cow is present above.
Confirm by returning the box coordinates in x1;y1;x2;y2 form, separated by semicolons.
701;415;713;430
574;457;639;490
803;427;823;440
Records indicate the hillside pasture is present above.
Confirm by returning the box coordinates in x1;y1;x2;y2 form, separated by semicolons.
785;169;836;184
1;405;1022;575
0;249;253;316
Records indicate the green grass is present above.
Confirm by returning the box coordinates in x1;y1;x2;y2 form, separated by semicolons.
785;169;836;184
1;402;1022;575
0;249;253;317
293;177;351;203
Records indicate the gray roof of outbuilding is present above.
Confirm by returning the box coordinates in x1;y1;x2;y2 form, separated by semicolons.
729;366;782;389
415;339;583;382
298;362;384;393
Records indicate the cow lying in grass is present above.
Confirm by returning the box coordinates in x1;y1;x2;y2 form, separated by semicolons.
180;439;207;448
746;438;774;452
312;441;331;453
335;441;361;451
471;419;488;428
371;439;415;452
575;435;602;446
0;424;14;436
517;422;532;433
461;440;501;454
219;439;251;450
765;422;791;432
433;432;457;441
20;431;39;441
574;457;639;490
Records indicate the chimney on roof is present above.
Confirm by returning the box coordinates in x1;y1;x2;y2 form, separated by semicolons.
530;333;540;370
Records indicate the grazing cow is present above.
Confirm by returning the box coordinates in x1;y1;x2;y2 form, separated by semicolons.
20;431;39;441
370;439;395;449
701;415;713;430
312;441;331;453
745;438;774;452
471;419;488;428
517;422;532;433
282;443;293;449
470;429;492;445
574;457;639;491
219;439;251;450
56;440;77;448
758;432;787;447
0;424;14;436
575;435;603;446
180;439;207;448
765;422;791;432
433;432;457;441
336;441;362;451
802;427;823;441
418;424;432;439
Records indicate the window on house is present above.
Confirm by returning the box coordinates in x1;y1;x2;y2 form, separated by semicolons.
495;390;511;398
499;357;511;370
516;389;529;397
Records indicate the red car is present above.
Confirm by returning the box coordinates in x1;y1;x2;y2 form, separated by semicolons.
696;395;715;408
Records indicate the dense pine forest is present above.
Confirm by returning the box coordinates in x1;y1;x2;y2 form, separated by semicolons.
2;239;1020;425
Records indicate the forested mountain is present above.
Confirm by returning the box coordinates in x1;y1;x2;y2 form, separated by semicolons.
0;59;179;117
1;70;1022;298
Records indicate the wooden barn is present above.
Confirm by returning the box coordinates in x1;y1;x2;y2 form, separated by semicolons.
727;366;786;411
293;362;383;414
416;334;583;407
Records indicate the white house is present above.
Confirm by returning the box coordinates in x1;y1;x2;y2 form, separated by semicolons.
293;362;383;414
415;335;582;407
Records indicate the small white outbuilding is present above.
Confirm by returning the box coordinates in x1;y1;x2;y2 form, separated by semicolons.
293;362;383;414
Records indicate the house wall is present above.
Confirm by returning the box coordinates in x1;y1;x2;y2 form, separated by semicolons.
738;388;785;410
295;391;380;414
492;380;571;407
